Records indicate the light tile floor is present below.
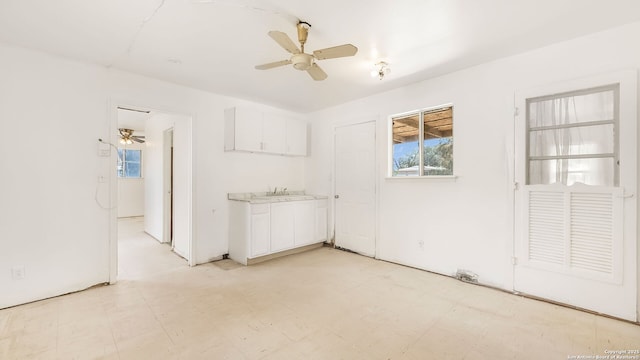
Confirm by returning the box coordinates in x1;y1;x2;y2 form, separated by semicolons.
1;217;639;359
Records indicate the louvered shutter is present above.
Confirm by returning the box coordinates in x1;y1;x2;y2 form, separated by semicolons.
524;186;622;283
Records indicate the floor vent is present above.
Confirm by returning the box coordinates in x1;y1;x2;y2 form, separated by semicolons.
455;269;479;284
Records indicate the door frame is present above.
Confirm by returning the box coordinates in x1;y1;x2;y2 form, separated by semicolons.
108;100;196;284
163;127;174;246
510;70;638;321
332;120;379;258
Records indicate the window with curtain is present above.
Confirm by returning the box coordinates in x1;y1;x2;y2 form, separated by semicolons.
527;85;618;186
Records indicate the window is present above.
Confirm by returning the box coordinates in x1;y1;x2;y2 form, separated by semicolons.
117;149;142;178
390;105;453;177
526;85;618;186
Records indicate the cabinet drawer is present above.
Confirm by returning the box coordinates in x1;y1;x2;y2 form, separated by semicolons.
251;203;270;214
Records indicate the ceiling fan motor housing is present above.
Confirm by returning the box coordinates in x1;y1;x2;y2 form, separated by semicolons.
292;53;313;70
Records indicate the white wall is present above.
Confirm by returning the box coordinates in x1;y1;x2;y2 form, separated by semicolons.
305;21;640;299
0;45;111;308
0;42;305;308
117;140;145;218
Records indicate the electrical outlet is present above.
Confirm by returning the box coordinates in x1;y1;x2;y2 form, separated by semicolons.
11;266;25;280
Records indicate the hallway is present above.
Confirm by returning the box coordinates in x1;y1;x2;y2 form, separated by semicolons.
117;217;186;280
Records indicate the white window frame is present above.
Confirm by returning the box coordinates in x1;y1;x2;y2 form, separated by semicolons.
387;103;455;179
525;84;619;186
117;148;143;179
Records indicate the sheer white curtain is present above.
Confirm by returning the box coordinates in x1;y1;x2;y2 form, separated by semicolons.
528;88;616;186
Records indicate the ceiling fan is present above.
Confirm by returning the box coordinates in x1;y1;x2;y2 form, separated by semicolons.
255;21;358;80
118;128;145;145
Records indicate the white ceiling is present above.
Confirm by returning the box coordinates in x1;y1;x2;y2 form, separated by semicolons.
1;0;639;113
117;108;149;132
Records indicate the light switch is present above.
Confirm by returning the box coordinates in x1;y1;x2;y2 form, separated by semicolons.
98;141;110;157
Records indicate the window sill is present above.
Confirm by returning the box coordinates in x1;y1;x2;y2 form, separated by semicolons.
385;175;458;182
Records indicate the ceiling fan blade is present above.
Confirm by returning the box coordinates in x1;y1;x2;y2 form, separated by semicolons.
313;44;358;60
255;59;292;70
268;31;300;54
307;63;327;81
132;137;145;144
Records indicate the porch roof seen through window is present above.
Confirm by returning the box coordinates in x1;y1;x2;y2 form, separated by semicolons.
392;107;453;144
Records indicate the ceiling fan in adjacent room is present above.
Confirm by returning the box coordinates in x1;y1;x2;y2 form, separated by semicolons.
118;128;145;145
255;21;358;80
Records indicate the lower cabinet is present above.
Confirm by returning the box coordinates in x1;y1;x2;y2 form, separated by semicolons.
270;202;296;252
250;204;270;257
229;199;328;265
294;200;316;246
316;199;328;242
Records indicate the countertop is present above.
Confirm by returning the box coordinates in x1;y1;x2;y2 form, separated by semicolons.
228;191;328;204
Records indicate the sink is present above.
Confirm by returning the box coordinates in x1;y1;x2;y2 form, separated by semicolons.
251;195;315;202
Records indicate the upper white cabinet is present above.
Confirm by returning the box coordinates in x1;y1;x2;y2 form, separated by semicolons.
262;113;287;154
286;118;307;156
225;106;307;156
225;107;262;152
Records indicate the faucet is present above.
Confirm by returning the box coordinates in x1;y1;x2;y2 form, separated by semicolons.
270;187;288;196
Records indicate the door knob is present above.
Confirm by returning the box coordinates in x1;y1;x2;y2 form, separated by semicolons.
334;195;340;199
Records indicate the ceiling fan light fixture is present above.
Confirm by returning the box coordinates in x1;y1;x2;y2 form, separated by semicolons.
292;53;313;70
371;61;390;80
255;22;357;81
118;128;144;145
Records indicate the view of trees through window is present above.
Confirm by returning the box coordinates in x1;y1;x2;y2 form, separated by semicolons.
391;106;453;176
117;149;142;178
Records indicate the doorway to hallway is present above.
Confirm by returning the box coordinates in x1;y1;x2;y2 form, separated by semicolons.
111;105;194;284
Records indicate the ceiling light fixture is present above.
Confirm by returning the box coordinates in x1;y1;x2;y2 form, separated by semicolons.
371;61;390;80
118;128;145;145
119;137;133;145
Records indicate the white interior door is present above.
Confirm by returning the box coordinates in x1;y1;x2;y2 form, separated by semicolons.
513;71;637;321
334;122;376;257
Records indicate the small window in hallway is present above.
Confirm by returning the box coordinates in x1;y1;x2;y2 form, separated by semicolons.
117;149;142;178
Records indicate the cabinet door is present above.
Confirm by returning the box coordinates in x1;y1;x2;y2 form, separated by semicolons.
295;200;316;246
315;199;328;242
286;118;307;156
270;202;295;252
262;113;286;154
250;206;270;257
235;107;263;152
